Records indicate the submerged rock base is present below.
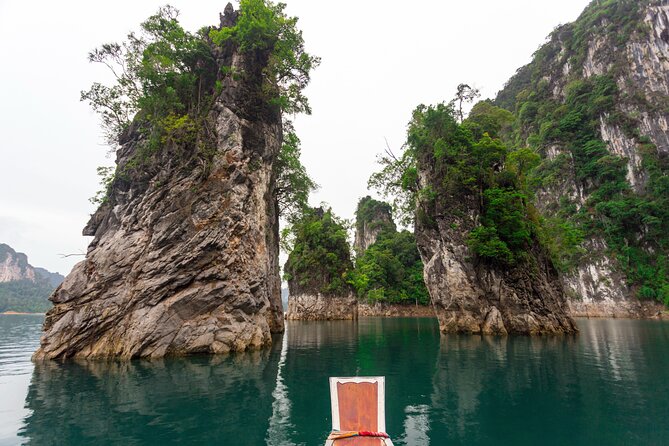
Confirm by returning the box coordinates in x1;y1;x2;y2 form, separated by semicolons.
286;294;358;321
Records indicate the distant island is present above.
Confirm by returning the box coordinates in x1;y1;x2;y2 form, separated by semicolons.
0;244;63;314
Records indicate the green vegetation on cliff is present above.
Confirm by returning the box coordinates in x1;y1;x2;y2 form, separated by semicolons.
372;98;543;267
81;5;217;150
496;0;669;304
417;104;542;265
209;0;319;115
348;197;428;305
84;1;318;223
354;196;395;237
283;208;353;296
348;230;429;305
275;128;318;219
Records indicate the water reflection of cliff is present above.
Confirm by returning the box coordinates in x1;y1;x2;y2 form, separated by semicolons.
20;319;667;445
429;321;668;445
286;320;358;350
21;342;283;445
430;335;580;444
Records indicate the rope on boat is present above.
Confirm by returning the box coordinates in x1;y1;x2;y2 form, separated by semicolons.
328;431;390;440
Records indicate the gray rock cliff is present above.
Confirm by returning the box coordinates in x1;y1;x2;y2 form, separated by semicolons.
415;194;577;335
35;6;284;359
286;294;357;321
0;244;37;283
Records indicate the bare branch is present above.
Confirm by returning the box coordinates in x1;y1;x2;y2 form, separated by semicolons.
384;137;400;162
58;252;86;258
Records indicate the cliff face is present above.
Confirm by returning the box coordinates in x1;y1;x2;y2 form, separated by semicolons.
353;196;396;255
35;7;284;359
285;294;357;321
0;244;36;283
415;175;577;335
496;0;669;317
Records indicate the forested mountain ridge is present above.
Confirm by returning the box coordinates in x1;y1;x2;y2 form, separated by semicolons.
0;244;63;313
496;0;669;316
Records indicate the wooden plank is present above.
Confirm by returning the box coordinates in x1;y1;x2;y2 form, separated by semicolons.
336;381;379;432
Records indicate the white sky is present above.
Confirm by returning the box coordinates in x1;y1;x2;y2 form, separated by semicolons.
0;0;591;275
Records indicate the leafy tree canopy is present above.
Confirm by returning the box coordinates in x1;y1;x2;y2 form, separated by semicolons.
275;125;318;222
209;0;320;114
81;5;216;148
348;229;430;306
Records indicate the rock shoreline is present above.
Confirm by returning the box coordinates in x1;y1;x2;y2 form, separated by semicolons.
286;294;358;321
357;302;435;318
569;300;669;320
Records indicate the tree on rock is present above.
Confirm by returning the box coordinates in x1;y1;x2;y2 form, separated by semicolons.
283;207;358;320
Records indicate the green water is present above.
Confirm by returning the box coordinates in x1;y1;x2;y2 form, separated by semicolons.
1;315;669;445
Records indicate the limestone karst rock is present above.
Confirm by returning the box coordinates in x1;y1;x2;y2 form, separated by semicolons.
0;244;37;283
34;5;284;359
496;0;669;318
415;193;578;335
411;104;577;335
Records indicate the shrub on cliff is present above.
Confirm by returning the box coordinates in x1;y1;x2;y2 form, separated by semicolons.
371;97;543;266
209;0;320;115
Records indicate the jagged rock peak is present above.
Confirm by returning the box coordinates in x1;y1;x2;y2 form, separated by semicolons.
0;243;63;285
0;243;35;283
220;3;239;28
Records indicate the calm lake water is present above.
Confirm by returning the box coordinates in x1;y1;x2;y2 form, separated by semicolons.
1;315;669;445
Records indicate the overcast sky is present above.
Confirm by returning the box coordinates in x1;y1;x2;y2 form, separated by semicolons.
0;0;592;275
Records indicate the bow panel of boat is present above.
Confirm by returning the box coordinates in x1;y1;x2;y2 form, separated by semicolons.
325;377;394;446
